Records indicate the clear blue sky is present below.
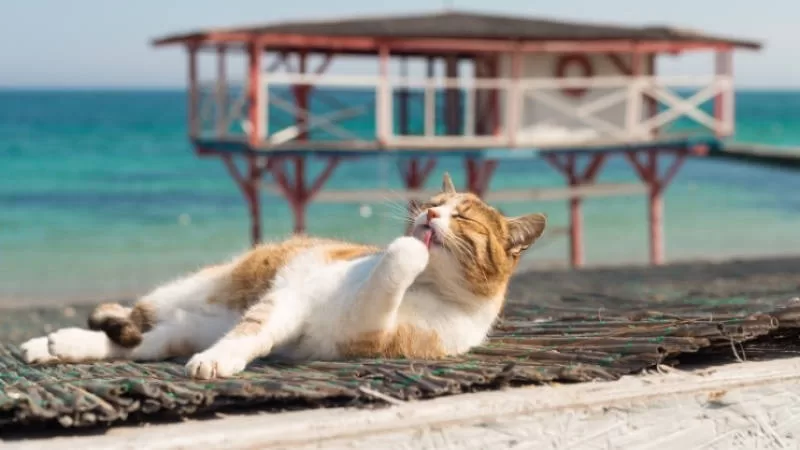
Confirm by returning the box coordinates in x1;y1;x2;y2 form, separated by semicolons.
2;0;796;88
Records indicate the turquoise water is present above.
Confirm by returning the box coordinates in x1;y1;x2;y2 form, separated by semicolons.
2;89;800;302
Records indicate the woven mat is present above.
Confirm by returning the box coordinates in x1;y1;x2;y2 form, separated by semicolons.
3;292;800;433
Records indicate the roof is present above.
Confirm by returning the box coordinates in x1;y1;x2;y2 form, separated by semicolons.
153;10;762;51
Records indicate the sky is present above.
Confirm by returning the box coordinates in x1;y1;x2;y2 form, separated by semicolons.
1;0;797;88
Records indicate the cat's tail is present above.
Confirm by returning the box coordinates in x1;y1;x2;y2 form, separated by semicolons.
87;302;155;348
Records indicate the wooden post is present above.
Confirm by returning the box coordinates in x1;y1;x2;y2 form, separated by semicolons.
222;155;265;246
625;149;687;265
377;45;391;145
445;55;460;135
625;50;643;138
294;52;309;141
247;41;263;146
714;50;734;137
464;159;498;197
647;54;659;137
187;44;199;138
399;158;437;234
424;57;436;137
399;56;410;136
216;45;228;137
543;153;607;268
491;55;501;136
507;49;522;147
269;156;341;234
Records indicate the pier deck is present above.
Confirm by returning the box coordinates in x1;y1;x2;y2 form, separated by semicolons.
712;142;800;169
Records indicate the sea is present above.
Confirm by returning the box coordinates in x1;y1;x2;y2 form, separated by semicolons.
2;89;800;303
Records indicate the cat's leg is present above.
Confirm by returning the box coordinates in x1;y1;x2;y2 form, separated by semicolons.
346;236;429;332
185;291;302;379
88;263;233;348
22;307;239;364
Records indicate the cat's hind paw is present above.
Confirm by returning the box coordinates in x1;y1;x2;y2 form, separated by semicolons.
47;328;111;363
19;336;58;364
185;349;247;380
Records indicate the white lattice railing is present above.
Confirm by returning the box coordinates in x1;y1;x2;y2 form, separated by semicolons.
192;73;734;149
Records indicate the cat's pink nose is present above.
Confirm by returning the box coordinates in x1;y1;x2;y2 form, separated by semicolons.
426;208;440;223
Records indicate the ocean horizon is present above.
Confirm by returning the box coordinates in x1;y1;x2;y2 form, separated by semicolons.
3;88;800;303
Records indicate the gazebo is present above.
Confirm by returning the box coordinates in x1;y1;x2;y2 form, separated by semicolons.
152;10;761;267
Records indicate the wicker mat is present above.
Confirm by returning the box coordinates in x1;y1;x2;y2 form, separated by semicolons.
3;291;800;433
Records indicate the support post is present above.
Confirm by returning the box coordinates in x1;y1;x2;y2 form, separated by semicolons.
377;45;391;145
187;43;199;138
714;49;734;137
444;55;460;135
464;159;498;197
293;52;309;140
543;153;608;268
646;54;659;137
216;45;228;137
247;41;263;146
222;155;267;246
269;156;341;234
624;149;687;265
399;56;410;136
399;158;438;234
424;56;436;137
287;52;334;142
491;55;501;136
507;49;522;147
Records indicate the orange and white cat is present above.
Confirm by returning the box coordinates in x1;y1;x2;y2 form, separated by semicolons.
20;173;546;380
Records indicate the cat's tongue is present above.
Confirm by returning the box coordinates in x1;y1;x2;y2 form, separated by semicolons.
423;229;434;249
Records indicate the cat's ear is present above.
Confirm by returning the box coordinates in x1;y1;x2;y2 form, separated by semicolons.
442;172;457;194
506;213;547;256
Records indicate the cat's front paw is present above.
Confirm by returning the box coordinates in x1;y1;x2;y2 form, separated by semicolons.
386;236;430;275
185;349;248;380
19;336;58;364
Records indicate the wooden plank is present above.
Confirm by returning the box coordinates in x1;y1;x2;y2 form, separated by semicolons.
265;183;647;204
714;144;800;170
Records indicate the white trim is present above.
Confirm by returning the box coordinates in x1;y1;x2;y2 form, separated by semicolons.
424;78;436;137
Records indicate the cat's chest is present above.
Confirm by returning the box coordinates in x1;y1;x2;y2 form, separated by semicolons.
398;287;501;352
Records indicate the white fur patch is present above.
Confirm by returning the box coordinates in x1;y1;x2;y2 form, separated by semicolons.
46;328;119;362
19;337;57;364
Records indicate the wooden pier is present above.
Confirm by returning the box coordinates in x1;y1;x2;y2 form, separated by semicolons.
712;142;800;170
153;10;762;267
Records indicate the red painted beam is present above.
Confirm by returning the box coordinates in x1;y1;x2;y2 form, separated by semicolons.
465;159;498;197
247;42;262;145
268;156;342;234
222;154;265;246
400;158;438;234
158;31;744;56
624;149;688;265
543;153;607;268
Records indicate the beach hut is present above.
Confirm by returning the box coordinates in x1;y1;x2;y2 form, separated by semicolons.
152;10;761;267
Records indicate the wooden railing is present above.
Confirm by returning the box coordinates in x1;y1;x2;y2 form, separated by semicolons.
191;73;734;150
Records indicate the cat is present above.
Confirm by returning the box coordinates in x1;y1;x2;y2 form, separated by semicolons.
20;173;546;380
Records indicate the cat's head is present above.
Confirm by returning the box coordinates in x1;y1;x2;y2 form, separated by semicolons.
408;172;547;298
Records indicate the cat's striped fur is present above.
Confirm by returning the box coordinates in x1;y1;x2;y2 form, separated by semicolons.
20;173;546;379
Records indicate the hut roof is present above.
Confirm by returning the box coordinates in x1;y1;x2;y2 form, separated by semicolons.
153;10;761;50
